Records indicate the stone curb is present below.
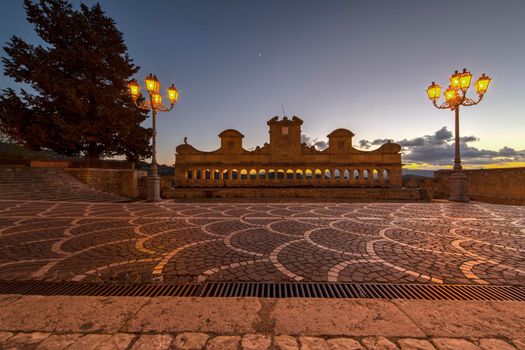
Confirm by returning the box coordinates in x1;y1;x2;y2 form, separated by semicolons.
1;295;525;339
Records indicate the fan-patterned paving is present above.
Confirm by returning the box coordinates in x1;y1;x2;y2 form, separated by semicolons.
0;200;524;285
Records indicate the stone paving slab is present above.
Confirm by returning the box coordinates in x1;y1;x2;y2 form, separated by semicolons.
0;295;524;340
393;299;525;338
1;200;524;286
0;295;148;333
271;299;425;337
124;297;261;334
130;334;174;350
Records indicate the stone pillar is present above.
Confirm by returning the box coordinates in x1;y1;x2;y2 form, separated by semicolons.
378;168;384;186
262;170;268;186
302;169;308;185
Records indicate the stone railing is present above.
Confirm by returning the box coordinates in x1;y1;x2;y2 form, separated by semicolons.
176;166;402;188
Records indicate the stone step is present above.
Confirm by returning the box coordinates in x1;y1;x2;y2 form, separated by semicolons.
0;167;129;202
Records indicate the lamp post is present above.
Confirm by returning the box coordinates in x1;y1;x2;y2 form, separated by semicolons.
426;69;491;202
128;74;178;202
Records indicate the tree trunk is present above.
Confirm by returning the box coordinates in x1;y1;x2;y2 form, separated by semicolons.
87;141;99;160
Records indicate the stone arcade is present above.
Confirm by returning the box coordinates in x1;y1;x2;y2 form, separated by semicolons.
171;116;413;199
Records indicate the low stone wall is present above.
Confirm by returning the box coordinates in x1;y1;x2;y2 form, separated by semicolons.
29;160;70;168
166;187;426;201
138;175;174;199
403;177;434;200
434;168;525;205
66;168;147;199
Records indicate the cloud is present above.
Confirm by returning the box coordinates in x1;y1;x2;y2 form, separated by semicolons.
359;140;371;149
359;138;394;149
301;134;328;150
358;127;525;166
303;128;524;167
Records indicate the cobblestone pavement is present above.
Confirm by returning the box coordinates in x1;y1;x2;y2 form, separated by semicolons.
0;200;524;285
1;331;524;350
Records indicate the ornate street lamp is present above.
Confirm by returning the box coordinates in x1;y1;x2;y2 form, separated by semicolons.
128;74;179;202
426;69;491;202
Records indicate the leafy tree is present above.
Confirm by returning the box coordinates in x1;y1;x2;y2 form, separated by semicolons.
0;0;152;163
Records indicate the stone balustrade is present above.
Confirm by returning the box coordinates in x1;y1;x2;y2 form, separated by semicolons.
176;166;401;187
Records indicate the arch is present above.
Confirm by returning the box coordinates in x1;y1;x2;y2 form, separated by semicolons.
268;169;276;180
240;169;248;180
249;169;257;180
295;169;303;180
305;169;313;179
205;169;211;180
222;169;229;180
353;169;360;180
212;169;220;180
363;169;369;180
231;169;239;180
315;169;322;180
343;169;350;180
334;169;341;179
286;169;294;180
383;169;389;181
324;169;331;179
373;169;379;180
258;169;266;180
277;169;285;180
186;169;193;180
195;169;202;180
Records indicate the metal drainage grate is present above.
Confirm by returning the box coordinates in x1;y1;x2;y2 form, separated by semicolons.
1;280;524;301
199;282;525;301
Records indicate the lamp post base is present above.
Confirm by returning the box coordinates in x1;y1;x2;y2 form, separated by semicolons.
146;174;161;202
448;171;469;202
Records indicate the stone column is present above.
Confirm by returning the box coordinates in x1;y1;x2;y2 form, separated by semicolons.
359;169;366;186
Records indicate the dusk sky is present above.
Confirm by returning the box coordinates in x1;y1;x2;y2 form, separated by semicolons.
1;0;524;168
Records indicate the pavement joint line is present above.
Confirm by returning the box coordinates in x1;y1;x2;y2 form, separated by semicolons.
389;298;428;337
118;297;152;334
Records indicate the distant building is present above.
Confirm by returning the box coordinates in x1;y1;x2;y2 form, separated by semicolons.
175;116;402;187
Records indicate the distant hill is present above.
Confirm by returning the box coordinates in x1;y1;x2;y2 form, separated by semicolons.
402;169;435;178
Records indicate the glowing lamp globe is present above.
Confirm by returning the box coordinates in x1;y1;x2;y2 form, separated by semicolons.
450;70;462;90
168;84;179;104
152;93;162;107
444;85;458;103
459;69;472;91
128;79;140;100
426;82;441;100
475;73;491;95
145;74;160;94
